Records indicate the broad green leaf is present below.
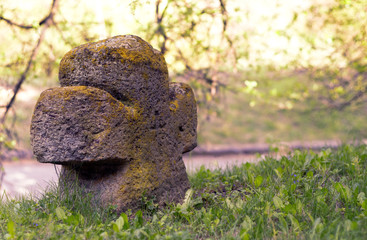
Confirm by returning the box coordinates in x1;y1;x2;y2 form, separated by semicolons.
290;183;296;192
303;154;313;169
181;188;193;210
214;218;220;226
159;214;167;227
65;215;79;225
273;196;284;209
322;148;332;157
241;215;253;232
55;207;67;220
254;175;263;188
248;172;254;185
306;171;314;178
7;221;15;236
278;215;288;232
152;214;158;223
344;185;352;202
226;198;235;210
306;211;314;223
311;218;323;235
284;204;296;215
335;182;352;202
100;232;108;238
120;212;130;229
274;167;283;178
295;199;303;214
236;198;245;209
78;214;85;225
135;210;143;228
114;216;124;232
240;232;250;240
334;182;344;195
357;192;366;206
112;223;120;233
288;214;300;232
244;162;251;169
361;199;367;210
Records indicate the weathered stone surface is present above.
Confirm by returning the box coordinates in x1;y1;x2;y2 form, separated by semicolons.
31;86;139;164
169;82;197;153
30;35;197;212
59;35;169;129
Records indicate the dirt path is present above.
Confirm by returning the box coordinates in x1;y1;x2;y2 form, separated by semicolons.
1;160;61;200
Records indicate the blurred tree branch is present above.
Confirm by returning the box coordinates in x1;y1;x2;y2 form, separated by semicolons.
304;0;367;110
143;0;238;114
0;16;35;29
0;0;60;123
154;0;169;54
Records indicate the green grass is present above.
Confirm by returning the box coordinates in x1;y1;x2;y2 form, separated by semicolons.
1;145;367;239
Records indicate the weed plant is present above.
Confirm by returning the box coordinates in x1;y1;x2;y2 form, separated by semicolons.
1;145;366;239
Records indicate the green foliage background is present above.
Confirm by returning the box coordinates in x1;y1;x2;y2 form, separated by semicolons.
0;0;366;147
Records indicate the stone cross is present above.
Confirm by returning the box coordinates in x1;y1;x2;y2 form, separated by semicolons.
30;35;197;212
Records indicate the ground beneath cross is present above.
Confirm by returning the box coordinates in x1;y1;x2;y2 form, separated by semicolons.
2;139;365;199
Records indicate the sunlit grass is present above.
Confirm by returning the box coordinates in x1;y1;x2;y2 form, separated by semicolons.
1;145;366;239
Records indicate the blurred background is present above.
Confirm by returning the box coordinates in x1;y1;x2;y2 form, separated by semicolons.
0;0;366;161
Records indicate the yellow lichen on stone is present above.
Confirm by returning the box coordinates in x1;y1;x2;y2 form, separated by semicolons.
118;156;160;199
169;100;179;112
92;129;111;145
59;35;168;77
142;72;149;80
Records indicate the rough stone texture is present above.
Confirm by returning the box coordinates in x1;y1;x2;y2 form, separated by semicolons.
169;82;197;153
30;35;197;212
31;86;138;164
58;35;169;129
